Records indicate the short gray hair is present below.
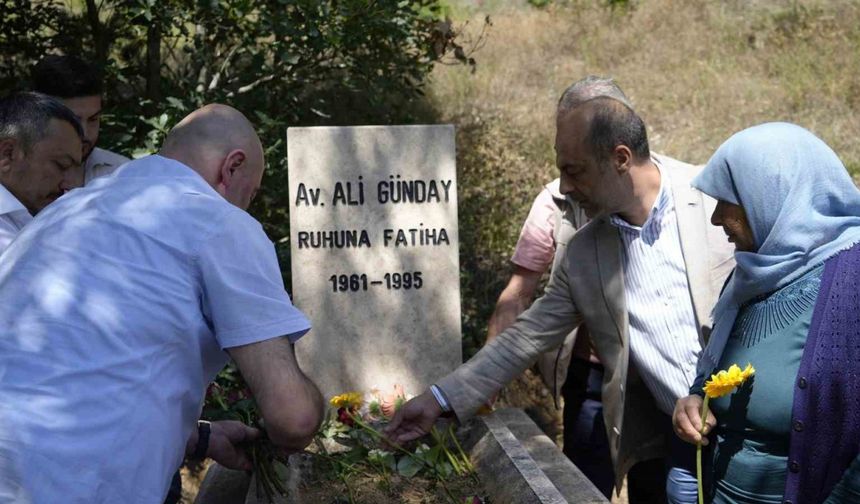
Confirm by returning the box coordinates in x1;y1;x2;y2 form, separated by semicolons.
557;76;632;117
581;97;650;163
0;92;83;153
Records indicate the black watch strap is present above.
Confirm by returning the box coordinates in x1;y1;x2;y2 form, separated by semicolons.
192;420;211;460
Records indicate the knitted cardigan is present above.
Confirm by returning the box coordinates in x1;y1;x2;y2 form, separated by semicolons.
784;241;860;503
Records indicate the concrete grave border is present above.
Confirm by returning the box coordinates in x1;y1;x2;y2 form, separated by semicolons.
459;408;608;504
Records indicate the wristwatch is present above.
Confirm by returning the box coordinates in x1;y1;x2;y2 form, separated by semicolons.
430;384;455;418
192;420;211;460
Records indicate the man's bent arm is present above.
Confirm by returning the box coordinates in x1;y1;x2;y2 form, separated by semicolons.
485;265;543;343
228;336;324;451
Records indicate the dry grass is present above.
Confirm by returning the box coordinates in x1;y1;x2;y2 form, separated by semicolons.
433;0;860;172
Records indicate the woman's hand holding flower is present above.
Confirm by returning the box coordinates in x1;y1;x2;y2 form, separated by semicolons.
673;394;716;445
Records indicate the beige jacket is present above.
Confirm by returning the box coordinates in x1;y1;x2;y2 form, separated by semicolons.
536;177;588;404
437;156;735;488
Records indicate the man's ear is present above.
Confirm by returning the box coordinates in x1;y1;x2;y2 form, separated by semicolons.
218;149;247;188
613;145;633;174
0;138;20;174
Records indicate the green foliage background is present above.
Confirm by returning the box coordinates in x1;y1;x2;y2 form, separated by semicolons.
1;0;471;285
1;0;502;359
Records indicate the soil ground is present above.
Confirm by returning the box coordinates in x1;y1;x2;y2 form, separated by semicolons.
180;456;488;504
297;457;487;504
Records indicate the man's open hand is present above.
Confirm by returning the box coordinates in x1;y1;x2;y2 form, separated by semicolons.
672;394;716;445
384;390;443;445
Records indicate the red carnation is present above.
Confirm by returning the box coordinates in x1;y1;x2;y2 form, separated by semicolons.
337;407;354;427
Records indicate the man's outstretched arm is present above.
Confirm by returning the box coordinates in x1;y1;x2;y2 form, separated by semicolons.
228;336;324;452
387;253;581;444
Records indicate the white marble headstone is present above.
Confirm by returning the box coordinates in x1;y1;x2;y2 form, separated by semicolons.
287;125;461;400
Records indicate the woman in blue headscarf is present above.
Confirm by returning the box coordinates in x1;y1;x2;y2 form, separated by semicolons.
672;122;860;504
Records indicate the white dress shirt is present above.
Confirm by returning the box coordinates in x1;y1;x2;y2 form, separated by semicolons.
609;161;703;415
0;183;32;254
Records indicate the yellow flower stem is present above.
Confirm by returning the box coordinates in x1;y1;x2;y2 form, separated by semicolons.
448;424;476;474
346;411;429;468
345;411;460;504
432;427;464;476
697;395;710;504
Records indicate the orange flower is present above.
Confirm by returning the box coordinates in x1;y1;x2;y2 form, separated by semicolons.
379;384;406;418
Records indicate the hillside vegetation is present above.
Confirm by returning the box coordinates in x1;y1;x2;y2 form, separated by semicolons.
431;0;860;356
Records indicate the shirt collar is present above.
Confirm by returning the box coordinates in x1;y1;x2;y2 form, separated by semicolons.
0;183;31;218
122;154;204;178
609;158;672;242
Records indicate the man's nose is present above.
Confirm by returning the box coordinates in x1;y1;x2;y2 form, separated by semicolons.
559;174;575;195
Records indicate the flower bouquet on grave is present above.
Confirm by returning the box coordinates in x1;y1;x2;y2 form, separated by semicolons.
202;364;289;503
316;385;484;504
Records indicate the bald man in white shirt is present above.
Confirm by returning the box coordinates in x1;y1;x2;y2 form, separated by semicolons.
0;104;324;503
0;93;277;504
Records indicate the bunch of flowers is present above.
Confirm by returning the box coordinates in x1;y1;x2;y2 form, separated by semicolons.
332;384;410;419
202;364;288;502
318;385;483;504
203;375;486;503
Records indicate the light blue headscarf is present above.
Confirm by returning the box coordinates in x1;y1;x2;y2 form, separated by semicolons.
693;122;860;374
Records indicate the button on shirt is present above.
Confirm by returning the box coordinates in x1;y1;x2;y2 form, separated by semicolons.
0;155;311;503
0;183;32;253
609;163;702;415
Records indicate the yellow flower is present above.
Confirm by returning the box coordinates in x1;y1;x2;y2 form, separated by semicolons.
330;392;364;409
703;363;755;399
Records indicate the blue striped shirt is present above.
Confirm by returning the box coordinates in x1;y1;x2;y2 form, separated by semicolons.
609;163;702;415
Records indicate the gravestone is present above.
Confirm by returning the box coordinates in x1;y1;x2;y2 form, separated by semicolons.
287;125;461;400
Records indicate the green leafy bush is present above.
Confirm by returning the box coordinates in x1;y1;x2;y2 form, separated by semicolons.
0;0;477;285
